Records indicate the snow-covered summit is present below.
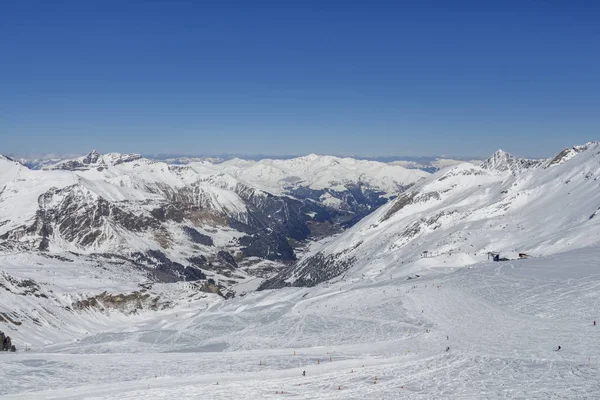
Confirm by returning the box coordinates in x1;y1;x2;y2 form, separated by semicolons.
45;150;144;171
480;149;544;173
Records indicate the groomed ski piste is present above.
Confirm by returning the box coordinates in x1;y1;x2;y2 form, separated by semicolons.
1;244;599;399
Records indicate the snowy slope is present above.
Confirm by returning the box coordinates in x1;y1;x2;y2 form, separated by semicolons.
262;142;600;288
0;244;598;398
0;251;226;351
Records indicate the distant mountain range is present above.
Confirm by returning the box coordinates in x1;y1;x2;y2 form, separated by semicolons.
13;152;480;173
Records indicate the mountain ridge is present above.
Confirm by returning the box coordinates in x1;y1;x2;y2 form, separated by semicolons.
260;141;600;289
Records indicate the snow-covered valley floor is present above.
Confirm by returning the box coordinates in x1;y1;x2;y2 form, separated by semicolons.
1;246;600;399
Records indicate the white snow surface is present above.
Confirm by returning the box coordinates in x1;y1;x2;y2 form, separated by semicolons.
0;245;599;399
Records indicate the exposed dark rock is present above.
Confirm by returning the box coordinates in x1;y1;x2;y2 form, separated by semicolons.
52;160;86;170
344;183;388;209
481;150;544;173
239;233;296;261
182;226;213;246
72;291;170;313
382;192;418;221
131;250;206;282
82;150;101;165
0;330;16;352
188;255;208;267
187;280;235;299
287;186;324;202
0;273;46;299
150;203;187;223
30;186;161;249
547;148;575;168
217;250;237;268
111;153;142;165
0;312;22;326
259;252;356;290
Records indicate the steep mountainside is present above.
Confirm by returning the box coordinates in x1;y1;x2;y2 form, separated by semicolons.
261;142;600;288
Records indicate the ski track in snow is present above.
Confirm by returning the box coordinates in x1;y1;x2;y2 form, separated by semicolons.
1;247;599;399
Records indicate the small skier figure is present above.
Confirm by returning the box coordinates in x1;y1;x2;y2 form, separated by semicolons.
594;321;596;326
446;346;450;352
302;370;306;377
555;345;561;351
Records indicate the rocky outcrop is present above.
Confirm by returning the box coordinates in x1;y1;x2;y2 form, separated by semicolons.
259;251;358;290
217;250;237;268
46;150;143;171
480;150;544;174
72;291;170;314
545;143;597;168
182;226;213;246
0;330;16;352
130;250;207;282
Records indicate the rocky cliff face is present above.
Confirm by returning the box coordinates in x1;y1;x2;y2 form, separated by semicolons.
46;151;143;171
480;150;544;174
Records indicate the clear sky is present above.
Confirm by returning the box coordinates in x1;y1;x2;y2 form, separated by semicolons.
1;1;599;158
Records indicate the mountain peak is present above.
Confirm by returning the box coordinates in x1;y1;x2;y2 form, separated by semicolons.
45;151;142;171
82;150;102;165
492;149;510;156
481;150;541;173
481;150;515;172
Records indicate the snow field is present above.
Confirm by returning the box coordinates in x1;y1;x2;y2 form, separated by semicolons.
1;246;599;398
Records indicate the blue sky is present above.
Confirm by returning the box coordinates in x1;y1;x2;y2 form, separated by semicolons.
1;1;599;158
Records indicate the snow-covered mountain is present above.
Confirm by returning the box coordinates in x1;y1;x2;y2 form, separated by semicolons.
262;142;600;288
44;150;144;171
0;151;426;293
479;149;545;173
216;154;427;194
